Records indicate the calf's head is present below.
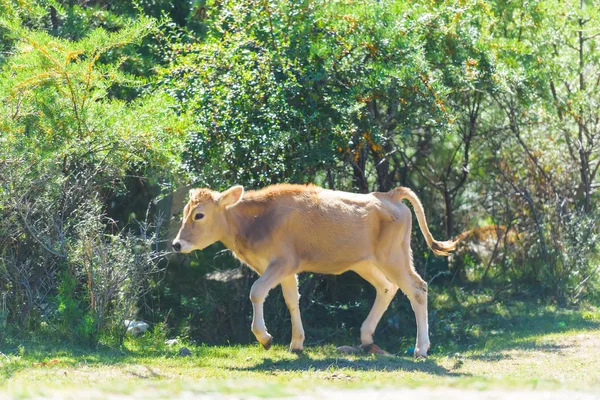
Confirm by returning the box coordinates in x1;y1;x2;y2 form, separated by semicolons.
172;185;244;253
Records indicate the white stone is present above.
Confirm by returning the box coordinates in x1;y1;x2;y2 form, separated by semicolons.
124;320;149;336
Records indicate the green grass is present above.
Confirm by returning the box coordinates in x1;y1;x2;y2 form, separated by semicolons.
1;298;599;398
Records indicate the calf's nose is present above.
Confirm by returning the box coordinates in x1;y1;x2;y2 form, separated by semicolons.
172;241;181;252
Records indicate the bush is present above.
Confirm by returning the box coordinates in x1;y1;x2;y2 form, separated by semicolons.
0;0;598;349
0;14;186;344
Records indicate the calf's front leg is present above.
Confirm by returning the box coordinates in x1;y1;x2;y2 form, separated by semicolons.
249;259;295;349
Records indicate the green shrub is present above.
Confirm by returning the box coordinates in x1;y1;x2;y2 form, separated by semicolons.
0;13;187;344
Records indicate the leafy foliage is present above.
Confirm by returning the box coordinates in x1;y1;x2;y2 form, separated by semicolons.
0;11;186;343
0;0;598;347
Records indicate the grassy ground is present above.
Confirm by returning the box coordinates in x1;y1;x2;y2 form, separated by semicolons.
1;299;599;399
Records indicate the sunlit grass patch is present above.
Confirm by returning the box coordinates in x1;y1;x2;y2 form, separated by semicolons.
2;301;599;398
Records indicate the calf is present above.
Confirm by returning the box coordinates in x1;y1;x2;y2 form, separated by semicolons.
172;184;458;357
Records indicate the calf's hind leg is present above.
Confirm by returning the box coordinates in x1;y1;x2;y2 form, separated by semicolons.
352;264;398;349
379;246;430;357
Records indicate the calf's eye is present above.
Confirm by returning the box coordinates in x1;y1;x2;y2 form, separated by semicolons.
194;213;204;221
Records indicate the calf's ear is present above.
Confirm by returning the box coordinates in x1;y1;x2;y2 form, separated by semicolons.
218;185;244;209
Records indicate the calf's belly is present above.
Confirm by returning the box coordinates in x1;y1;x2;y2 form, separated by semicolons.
298;261;355;275
298;251;374;275
292;230;375;275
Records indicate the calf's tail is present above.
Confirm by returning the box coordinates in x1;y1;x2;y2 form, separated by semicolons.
390;187;460;256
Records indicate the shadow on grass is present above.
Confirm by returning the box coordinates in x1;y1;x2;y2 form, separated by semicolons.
2;299;598;383
230;353;466;377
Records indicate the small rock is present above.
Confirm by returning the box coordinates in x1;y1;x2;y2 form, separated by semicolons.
179;347;192;357
165;339;180;346
124;320;149;336
361;343;391;355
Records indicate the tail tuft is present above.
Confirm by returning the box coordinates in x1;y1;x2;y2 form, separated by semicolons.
390;187;462;257
431;240;459;256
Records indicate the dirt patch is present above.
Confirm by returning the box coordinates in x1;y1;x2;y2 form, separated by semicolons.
552;333;600;350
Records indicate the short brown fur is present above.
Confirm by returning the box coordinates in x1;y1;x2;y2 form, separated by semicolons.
173;184;460;357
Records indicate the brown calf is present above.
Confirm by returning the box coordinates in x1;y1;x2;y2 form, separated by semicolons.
172;184;458;357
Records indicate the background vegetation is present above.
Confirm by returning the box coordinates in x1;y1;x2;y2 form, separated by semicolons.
0;0;598;351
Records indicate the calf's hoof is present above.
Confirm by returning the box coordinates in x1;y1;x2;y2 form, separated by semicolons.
290;348;303;354
413;345;429;358
261;336;273;350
